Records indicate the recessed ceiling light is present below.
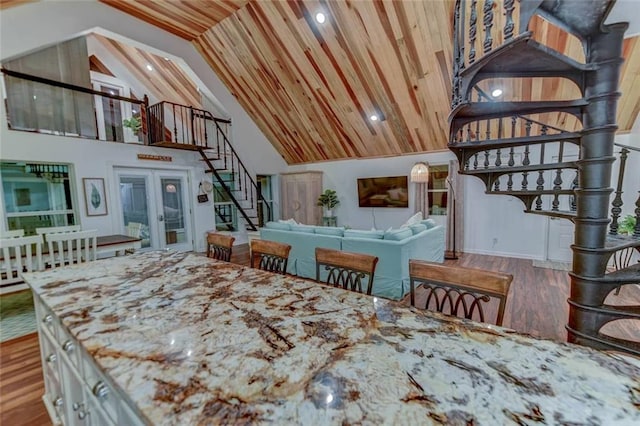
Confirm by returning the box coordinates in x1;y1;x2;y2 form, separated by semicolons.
146;64;154;71
315;12;326;23
492;88;503;97
370;114;379;121
164;57;170;61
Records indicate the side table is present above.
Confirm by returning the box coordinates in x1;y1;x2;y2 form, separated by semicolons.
322;216;337;226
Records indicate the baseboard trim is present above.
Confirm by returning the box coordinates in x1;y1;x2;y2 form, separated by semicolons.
462;248;544;261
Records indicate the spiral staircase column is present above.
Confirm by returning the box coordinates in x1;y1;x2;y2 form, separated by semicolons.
567;23;629;347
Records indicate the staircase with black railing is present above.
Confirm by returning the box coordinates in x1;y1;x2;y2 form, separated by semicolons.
449;0;639;354
146;101;271;231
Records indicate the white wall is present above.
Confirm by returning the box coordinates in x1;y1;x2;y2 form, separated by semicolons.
286;150;548;259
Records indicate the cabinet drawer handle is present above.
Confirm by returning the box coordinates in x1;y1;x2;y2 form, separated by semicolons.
43;314;52;324
46;353;57;363
53;397;63;407
62;340;74;352
73;402;82;411
93;381;109;399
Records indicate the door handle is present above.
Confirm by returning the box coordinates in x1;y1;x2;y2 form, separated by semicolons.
158;214;164;222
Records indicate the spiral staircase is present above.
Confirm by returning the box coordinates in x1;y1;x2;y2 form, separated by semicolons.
448;0;639;354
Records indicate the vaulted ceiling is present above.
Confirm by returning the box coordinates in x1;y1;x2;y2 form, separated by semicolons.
92;1;640;164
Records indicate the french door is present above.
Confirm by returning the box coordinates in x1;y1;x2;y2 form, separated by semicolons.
115;168;193;252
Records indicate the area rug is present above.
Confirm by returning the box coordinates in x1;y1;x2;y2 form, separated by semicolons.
532;259;572;272
0;289;37;342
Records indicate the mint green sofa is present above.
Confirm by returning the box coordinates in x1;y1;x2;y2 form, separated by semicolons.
259;221;445;300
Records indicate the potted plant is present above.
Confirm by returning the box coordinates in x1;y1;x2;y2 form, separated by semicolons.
317;189;340;217
619;215;637;235
123;116;142;133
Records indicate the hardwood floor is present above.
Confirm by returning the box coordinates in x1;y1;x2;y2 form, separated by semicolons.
0;333;50;426
2;247;637;425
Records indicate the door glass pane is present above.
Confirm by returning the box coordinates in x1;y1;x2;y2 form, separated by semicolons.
161;178;186;245
119;176;151;248
100;85;123;142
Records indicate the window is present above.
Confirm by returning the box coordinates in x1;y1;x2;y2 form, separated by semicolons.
1;162;77;235
427;165;449;216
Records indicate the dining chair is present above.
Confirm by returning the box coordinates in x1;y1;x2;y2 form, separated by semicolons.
250;239;291;274
45;229;97;268
315;247;379;295
206;233;235;262
0;229;25;239
0;235;44;286
125;222;143;254
36;225;82;245
409;260;513;326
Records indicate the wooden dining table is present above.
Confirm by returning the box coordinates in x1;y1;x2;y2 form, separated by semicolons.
23;250;640;425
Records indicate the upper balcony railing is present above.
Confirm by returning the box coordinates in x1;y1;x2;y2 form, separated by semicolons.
1;68;149;144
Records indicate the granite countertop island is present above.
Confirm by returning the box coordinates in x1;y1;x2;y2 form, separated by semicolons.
24;251;640;425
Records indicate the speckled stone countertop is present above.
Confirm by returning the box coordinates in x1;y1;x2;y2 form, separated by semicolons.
24;251;640;425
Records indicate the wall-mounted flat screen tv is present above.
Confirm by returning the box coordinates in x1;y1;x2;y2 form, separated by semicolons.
357;176;409;208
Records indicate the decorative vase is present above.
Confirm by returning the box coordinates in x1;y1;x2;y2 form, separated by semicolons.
325;209;333;217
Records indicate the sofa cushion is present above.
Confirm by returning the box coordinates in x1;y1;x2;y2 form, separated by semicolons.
344;229;384;239
290;224;316;233
421;218;437;229
265;221;291;231
384;228;413;241
316;226;344;237
278;218;298;225
409;224;427;235
401;211;423;228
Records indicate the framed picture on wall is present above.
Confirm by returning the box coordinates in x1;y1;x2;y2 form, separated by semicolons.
83;178;108;216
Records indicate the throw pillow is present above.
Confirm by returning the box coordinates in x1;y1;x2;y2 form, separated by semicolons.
401;211;423;228
384;228;413;241
421;219;437;229
316;226;345;237
409;223;427;235
344;229;384;240
265;221;291;231
278;218;298;225
290;224;316;234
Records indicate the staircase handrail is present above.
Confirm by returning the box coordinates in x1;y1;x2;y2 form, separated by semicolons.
1;68;146;106
199;109;272;225
147;100;272;227
614;142;640;153
199;151;262;231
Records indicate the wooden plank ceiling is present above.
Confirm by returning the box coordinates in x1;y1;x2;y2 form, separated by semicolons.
100;0;639;164
90;33;201;108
